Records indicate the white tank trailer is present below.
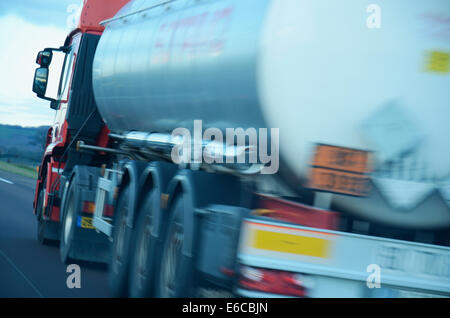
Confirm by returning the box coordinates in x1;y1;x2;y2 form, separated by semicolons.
92;0;450;230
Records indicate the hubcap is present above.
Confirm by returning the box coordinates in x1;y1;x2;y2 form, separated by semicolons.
161;221;183;297
64;196;74;245
113;204;128;273
136;215;152;289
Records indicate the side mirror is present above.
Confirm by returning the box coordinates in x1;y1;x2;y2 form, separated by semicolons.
36;50;52;68
32;46;68;107
33;67;49;97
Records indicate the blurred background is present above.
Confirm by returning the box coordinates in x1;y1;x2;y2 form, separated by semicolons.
0;1;111;298
0;1;81;166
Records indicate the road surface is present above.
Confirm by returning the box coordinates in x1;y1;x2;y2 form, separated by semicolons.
0;170;111;298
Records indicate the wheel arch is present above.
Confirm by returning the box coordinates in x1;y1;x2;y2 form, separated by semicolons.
60;165;101;220
33;154;52;213
164;169;245;257
116;161;146;228
134;162;178;238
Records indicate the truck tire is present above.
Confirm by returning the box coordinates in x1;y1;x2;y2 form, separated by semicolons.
36;188;50;245
128;189;160;298
60;180;77;264
156;195;197;298
59;168;110;265
109;185;133;297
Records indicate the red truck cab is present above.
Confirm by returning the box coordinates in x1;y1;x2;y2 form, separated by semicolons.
32;0;130;235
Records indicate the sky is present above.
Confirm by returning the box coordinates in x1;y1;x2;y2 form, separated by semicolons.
0;0;83;127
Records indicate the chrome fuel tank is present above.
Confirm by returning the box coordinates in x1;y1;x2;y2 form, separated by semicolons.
93;0;270;133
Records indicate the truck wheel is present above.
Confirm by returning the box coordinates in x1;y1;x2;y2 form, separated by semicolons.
129;190;159;298
156;196;196;298
109;185;133;297
36;188;49;245
60;180;77;264
59;167;110;264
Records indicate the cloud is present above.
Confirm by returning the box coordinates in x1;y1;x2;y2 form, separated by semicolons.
0;0;83;28
0;14;68;127
0;99;55;127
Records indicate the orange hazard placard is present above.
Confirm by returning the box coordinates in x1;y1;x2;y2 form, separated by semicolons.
308;144;372;197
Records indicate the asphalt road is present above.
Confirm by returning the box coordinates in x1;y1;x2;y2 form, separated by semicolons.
0;170;111;298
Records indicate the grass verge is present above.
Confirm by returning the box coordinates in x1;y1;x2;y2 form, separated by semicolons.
0;161;38;179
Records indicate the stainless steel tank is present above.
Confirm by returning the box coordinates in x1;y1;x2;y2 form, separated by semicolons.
93;0;450;229
93;0;270;134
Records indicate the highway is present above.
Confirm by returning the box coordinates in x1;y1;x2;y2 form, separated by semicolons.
0;170;111;298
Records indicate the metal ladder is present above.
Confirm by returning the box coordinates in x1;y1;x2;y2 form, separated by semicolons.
93;168;122;237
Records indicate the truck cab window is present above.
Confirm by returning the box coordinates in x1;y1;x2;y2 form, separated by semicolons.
58;46;75;102
41;50;66;101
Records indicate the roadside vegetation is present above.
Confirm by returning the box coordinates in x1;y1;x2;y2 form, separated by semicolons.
0;124;46;179
0;161;38;179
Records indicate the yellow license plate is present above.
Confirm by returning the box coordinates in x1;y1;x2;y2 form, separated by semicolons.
252;230;330;258
78;216;95;229
249;223;333;258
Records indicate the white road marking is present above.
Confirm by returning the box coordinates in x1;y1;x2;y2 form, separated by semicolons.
0;249;44;298
0;177;14;185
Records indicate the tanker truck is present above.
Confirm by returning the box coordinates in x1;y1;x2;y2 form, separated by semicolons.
31;0;450;298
